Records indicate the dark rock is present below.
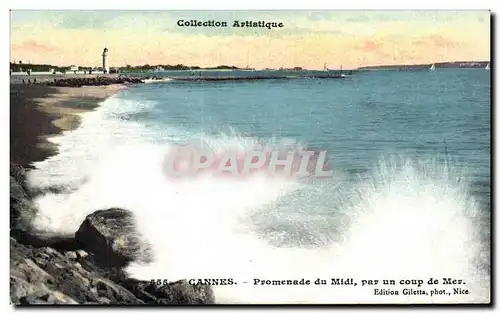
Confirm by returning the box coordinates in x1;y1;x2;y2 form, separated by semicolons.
91;279;143;304
10;176;28;201
10;178;36;230
10;163;37;231
97;297;111;304
10;276;37;302
130;286;157;303
11;234;215;305
141;280;215;304
19;294;50;305
10;163;29;192
43;77;144;87
65;251;78;260
11;228;79;251
10;199;215;305
19;291;78;304
75;208;152;269
10;236;140;305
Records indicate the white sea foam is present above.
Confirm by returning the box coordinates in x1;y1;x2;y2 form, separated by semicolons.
28;95;490;304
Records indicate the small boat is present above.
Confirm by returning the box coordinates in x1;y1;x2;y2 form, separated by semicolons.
429;63;436;71
485;63;490;70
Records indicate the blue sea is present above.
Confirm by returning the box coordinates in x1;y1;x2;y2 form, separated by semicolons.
28;69;491;303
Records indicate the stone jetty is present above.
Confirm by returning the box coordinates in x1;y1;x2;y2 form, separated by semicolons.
46;76;144;87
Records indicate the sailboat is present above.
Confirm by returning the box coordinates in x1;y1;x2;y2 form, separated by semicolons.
485;62;490;70
429;63;436;71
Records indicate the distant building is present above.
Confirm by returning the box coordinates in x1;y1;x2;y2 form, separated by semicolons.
69;65;79;71
102;48;109;74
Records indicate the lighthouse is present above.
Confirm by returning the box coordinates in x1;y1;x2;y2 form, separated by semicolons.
102;48;109;74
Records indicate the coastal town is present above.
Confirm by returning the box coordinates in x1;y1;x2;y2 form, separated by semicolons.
10;46;489;86
10;47;355;86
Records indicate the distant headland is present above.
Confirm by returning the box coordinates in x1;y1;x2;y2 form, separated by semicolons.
358;61;490;71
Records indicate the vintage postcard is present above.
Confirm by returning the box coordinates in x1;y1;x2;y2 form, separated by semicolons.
9;10;491;305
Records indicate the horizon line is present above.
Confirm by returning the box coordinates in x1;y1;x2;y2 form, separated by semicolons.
9;59;491;71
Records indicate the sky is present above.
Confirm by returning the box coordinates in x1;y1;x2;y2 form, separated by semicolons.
10;10;491;70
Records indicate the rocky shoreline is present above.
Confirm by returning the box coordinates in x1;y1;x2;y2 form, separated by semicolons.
11;75;145;87
45;76;144;87
10;163;215;305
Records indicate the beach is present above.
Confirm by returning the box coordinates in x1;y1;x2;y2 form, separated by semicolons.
10;83;125;168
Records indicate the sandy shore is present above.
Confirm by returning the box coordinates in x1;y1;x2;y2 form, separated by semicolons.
34;85;125;130
10;84;125;168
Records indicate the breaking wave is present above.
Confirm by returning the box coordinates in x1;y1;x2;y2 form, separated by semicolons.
28;95;490;304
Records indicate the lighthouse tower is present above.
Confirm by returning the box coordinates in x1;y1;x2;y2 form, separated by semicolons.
102;48;109;74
